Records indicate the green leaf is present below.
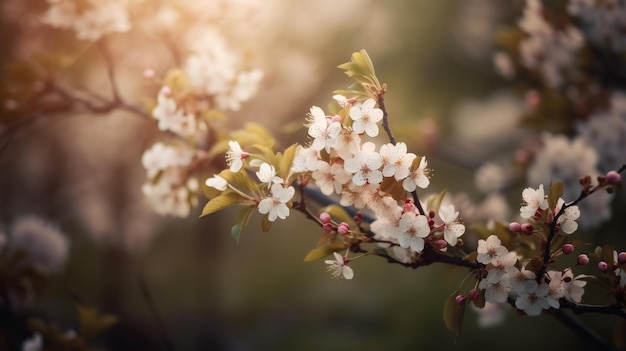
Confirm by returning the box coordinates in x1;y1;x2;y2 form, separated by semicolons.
304;241;348;262
77;305;118;341
231;207;254;243
443;290;465;336
319;204;356;228
279;143;299;180
200;192;243;217
548;181;564;210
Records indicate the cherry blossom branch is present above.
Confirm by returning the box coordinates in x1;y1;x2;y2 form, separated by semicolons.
368;244;481;270
376;89;426;216
540;165;626;279
561;300;626;319
97;38;122;103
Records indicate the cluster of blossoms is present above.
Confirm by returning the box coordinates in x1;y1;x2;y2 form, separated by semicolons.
516;0;584;87
141;26;263;217
469;184;585;317
183;28;264;112
203;92;466;279
568;0;626;52
42;0;132;41
141;141;200;217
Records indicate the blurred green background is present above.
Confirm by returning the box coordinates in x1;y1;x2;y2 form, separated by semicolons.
2;0;623;350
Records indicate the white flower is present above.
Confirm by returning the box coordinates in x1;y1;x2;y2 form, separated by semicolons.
311;162;352;195
205;175;228;191
226;140;248;172
306;106;342;153
343;142;383;186
335;129;362;160
515;281;551;316
554;198;580;234
395;213;430;253
43;0;131;41
476;235;508;265
438;204;465;245
141;142;195;179
520;184;549;218
21;333;42;351
349;98;383;137
10;216;70;273
402;157;430;192
505;266;537;294
152;87;197;137
473;302;507;328
257;184;295;221
324;252;354;280
256;162;282;185
379;142;416;180
479;278;510;304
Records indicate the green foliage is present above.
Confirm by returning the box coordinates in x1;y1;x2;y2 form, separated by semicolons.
231;207;254;243
335;49;383;100
304;240;348;262
76;305;118;342
200;192;246;217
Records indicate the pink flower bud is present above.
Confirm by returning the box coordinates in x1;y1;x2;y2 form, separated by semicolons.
403;199;417;213
606;171;621;185
428;210;436;219
618;252;626;265
562;244;574;255
598;261;608;272
435;239;447;249
337;222;350;235
455;294;465;304
143;68;155;79
319;212;331;224
508;222;522;232
521;223;534;235
577;254;589;266
468;290;479;301
331;115;341;123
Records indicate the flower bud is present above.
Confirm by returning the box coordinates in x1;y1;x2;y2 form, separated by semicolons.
319;212;331;224
337;222;350;235
322;223;334;232
160;86;172;97
562;244;574;255
618;252;626;265
508;222;522;232
606;171;621;185
403;199;417;213
468;290;479;301
435;239;447;249
577;254;589;266
455;294;465;304
521;223;534;235
598;261;608;272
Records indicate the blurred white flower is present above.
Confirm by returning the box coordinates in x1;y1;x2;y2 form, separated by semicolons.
42;0;131;41
10;216;70;273
324;252;354;280
21;333;42;351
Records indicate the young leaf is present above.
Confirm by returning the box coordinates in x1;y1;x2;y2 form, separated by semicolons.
443;290;465;336
548;181;564;210
304;241;348;262
261;214;272;232
77;305;118;341
231;207;254;243
200;192;243;217
319;204;357;228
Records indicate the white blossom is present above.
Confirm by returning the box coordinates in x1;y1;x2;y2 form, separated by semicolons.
205;175;228;191
520;184;548;219
311;161;352;195
325;252;354;280
438;204;465;245
258;184;295;221
226;141;248;173
379;142;416;180
21;333;42;351
343;142;383;186
10;216;70;273
515;281;551;316
349;98;383;137
394;213;430;253
402;157;430;192
476;235;508;265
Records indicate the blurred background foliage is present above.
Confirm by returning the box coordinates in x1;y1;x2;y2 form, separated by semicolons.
1;0;624;350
